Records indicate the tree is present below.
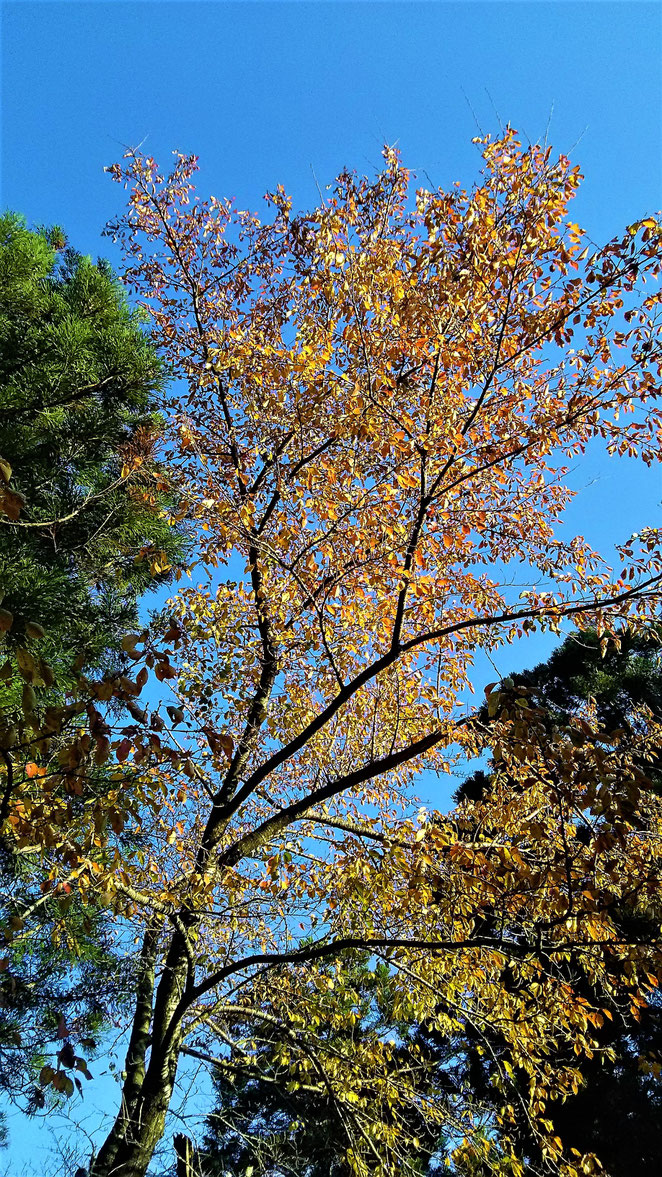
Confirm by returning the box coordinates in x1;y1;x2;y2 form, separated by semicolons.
6;131;662;1176
514;626;662;733
0;214;187;1119
450;627;662;1176
457;625;662;805
0;211;185;677
200;954;448;1176
201;628;662;1177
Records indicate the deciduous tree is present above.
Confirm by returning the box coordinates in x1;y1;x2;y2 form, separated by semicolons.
7;132;662;1176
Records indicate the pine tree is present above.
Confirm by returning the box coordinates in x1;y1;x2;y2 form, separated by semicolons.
0;213;187;1122
200;955;448;1177
0;211;186;677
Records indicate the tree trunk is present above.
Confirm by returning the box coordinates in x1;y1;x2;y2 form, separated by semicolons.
90;1101;169;1177
89;1046;180;1177
89;922;189;1177
174;1133;203;1177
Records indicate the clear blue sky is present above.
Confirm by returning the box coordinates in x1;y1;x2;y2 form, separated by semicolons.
3;1;660;574
1;2;662;1171
3;2;661;250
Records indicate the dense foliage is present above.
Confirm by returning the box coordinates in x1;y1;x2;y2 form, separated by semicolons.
201;954;446;1176
1;133;661;1177
453;628;662;1176
0;211;184;676
0;214;186;1120
200;629;662;1177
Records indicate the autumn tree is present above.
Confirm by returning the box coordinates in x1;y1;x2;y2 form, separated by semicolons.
7;132;662;1176
201;629;662;1176
450;627;662;1176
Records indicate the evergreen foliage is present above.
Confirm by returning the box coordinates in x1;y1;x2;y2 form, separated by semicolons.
455;626;662;803
0;213;187;1123
0;211;185;679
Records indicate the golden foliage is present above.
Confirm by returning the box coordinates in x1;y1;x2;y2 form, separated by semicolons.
4;131;662;1175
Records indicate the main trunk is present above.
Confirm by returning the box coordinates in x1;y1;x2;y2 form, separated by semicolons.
88;727;248;1174
89;923;188;1177
89;1075;176;1177
89;1021;183;1177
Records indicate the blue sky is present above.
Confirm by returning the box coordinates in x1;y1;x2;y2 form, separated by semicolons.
3;2;661;250
2;2;662;1171
3;1;659;609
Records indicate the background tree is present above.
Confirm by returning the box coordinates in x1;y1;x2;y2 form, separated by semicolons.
457;625;662;803
0;211;185;676
451;627;662;1176
199;628;662;1177
200;953;449;1176
5;132;662;1177
0;213;187;1122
